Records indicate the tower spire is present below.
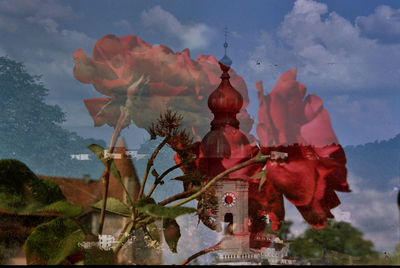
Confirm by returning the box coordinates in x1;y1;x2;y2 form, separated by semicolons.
220;26;232;67
224;26;228;56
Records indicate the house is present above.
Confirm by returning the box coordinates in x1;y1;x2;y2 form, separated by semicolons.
0;140;161;265
281;256;297;265
259;238;292;265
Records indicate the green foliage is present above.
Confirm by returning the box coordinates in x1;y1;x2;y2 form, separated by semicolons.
83;247;115;265
251;170;267;191
88;144;122;184
290;220;378;264
261;258;270;265
24;217;84;265
136;197;196;219
88;143;134;206
40;200;83;217
163;218;181;253
91;197;131;217
135;196;157;207
0;56;106;178
0;159;83;217
146;222;161;243
0;159;64;213
365;243;400;265
274;220;293;241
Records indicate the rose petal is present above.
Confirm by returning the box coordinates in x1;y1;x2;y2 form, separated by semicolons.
73;49;96;84
267;158;316;206
304;94;323;122
93;34;124;63
149;81;188;97
300;109;339;147
256;83;279;148
84;98;111;127
84;98;124;128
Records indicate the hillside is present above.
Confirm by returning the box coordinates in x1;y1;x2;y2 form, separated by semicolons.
344;134;400;191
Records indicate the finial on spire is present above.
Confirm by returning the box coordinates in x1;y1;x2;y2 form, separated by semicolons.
224;26;228;55
220;26;232;67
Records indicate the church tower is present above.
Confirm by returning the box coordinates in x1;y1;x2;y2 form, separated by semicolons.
199;31;260;262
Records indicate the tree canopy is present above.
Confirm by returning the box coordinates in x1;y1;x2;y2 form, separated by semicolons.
0;56;105;178
290;220;378;264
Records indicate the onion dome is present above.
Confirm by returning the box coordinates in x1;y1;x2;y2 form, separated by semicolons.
199;38;255;177
208;41;243;130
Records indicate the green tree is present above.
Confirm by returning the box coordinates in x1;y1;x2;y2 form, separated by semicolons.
0;56;105;178
261;259;270;265
275;220;293;241
372;243;400;265
290;220;378;265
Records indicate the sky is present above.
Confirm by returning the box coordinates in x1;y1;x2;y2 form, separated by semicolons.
1;0;399;260
1;0;399;148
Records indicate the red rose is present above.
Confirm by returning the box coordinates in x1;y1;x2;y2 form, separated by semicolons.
73;34;253;137
256;69;350;229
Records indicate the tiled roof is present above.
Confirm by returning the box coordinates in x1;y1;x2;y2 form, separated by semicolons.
41;175;125;214
0;174;125;216
0;139;138;216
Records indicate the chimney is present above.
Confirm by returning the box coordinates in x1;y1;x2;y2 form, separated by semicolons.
83;174;90;185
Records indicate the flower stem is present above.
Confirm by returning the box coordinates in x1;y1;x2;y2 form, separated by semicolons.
113;220;134;255
180;238;224;265
158;189;197;206
146;162;185;198
98;109;129;235
138;135;171;199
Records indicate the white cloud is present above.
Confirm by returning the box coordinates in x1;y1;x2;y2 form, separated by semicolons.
284;171;399;252
26;16;58;33
0;0;77;19
241;0;400;146
141;5;215;50
356;5;400;43
332;207;352;223
337;188;399;252
245;0;400;93
113;19;133;33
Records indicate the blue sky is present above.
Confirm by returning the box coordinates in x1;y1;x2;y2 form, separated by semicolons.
1;0;399;148
1;0;399;258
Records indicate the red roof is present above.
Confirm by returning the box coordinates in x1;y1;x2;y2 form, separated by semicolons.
40;175;125;214
0;139;139;216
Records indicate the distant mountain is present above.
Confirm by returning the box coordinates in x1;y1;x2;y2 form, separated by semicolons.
344;134;400;191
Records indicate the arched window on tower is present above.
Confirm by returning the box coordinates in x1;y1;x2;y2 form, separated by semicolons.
224;213;233;235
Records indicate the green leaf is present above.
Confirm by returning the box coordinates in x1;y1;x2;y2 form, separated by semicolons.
138;204;196;219
135;196;156;207
40;200;83;217
0;159;66;214
171;173;202;183
251;170;267;191
146;222;161;243
88;144;122;185
91;197;131;217
84;247;115;265
163;218;181;253
24;217;84;265
136;197;196;219
255;149;269;162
